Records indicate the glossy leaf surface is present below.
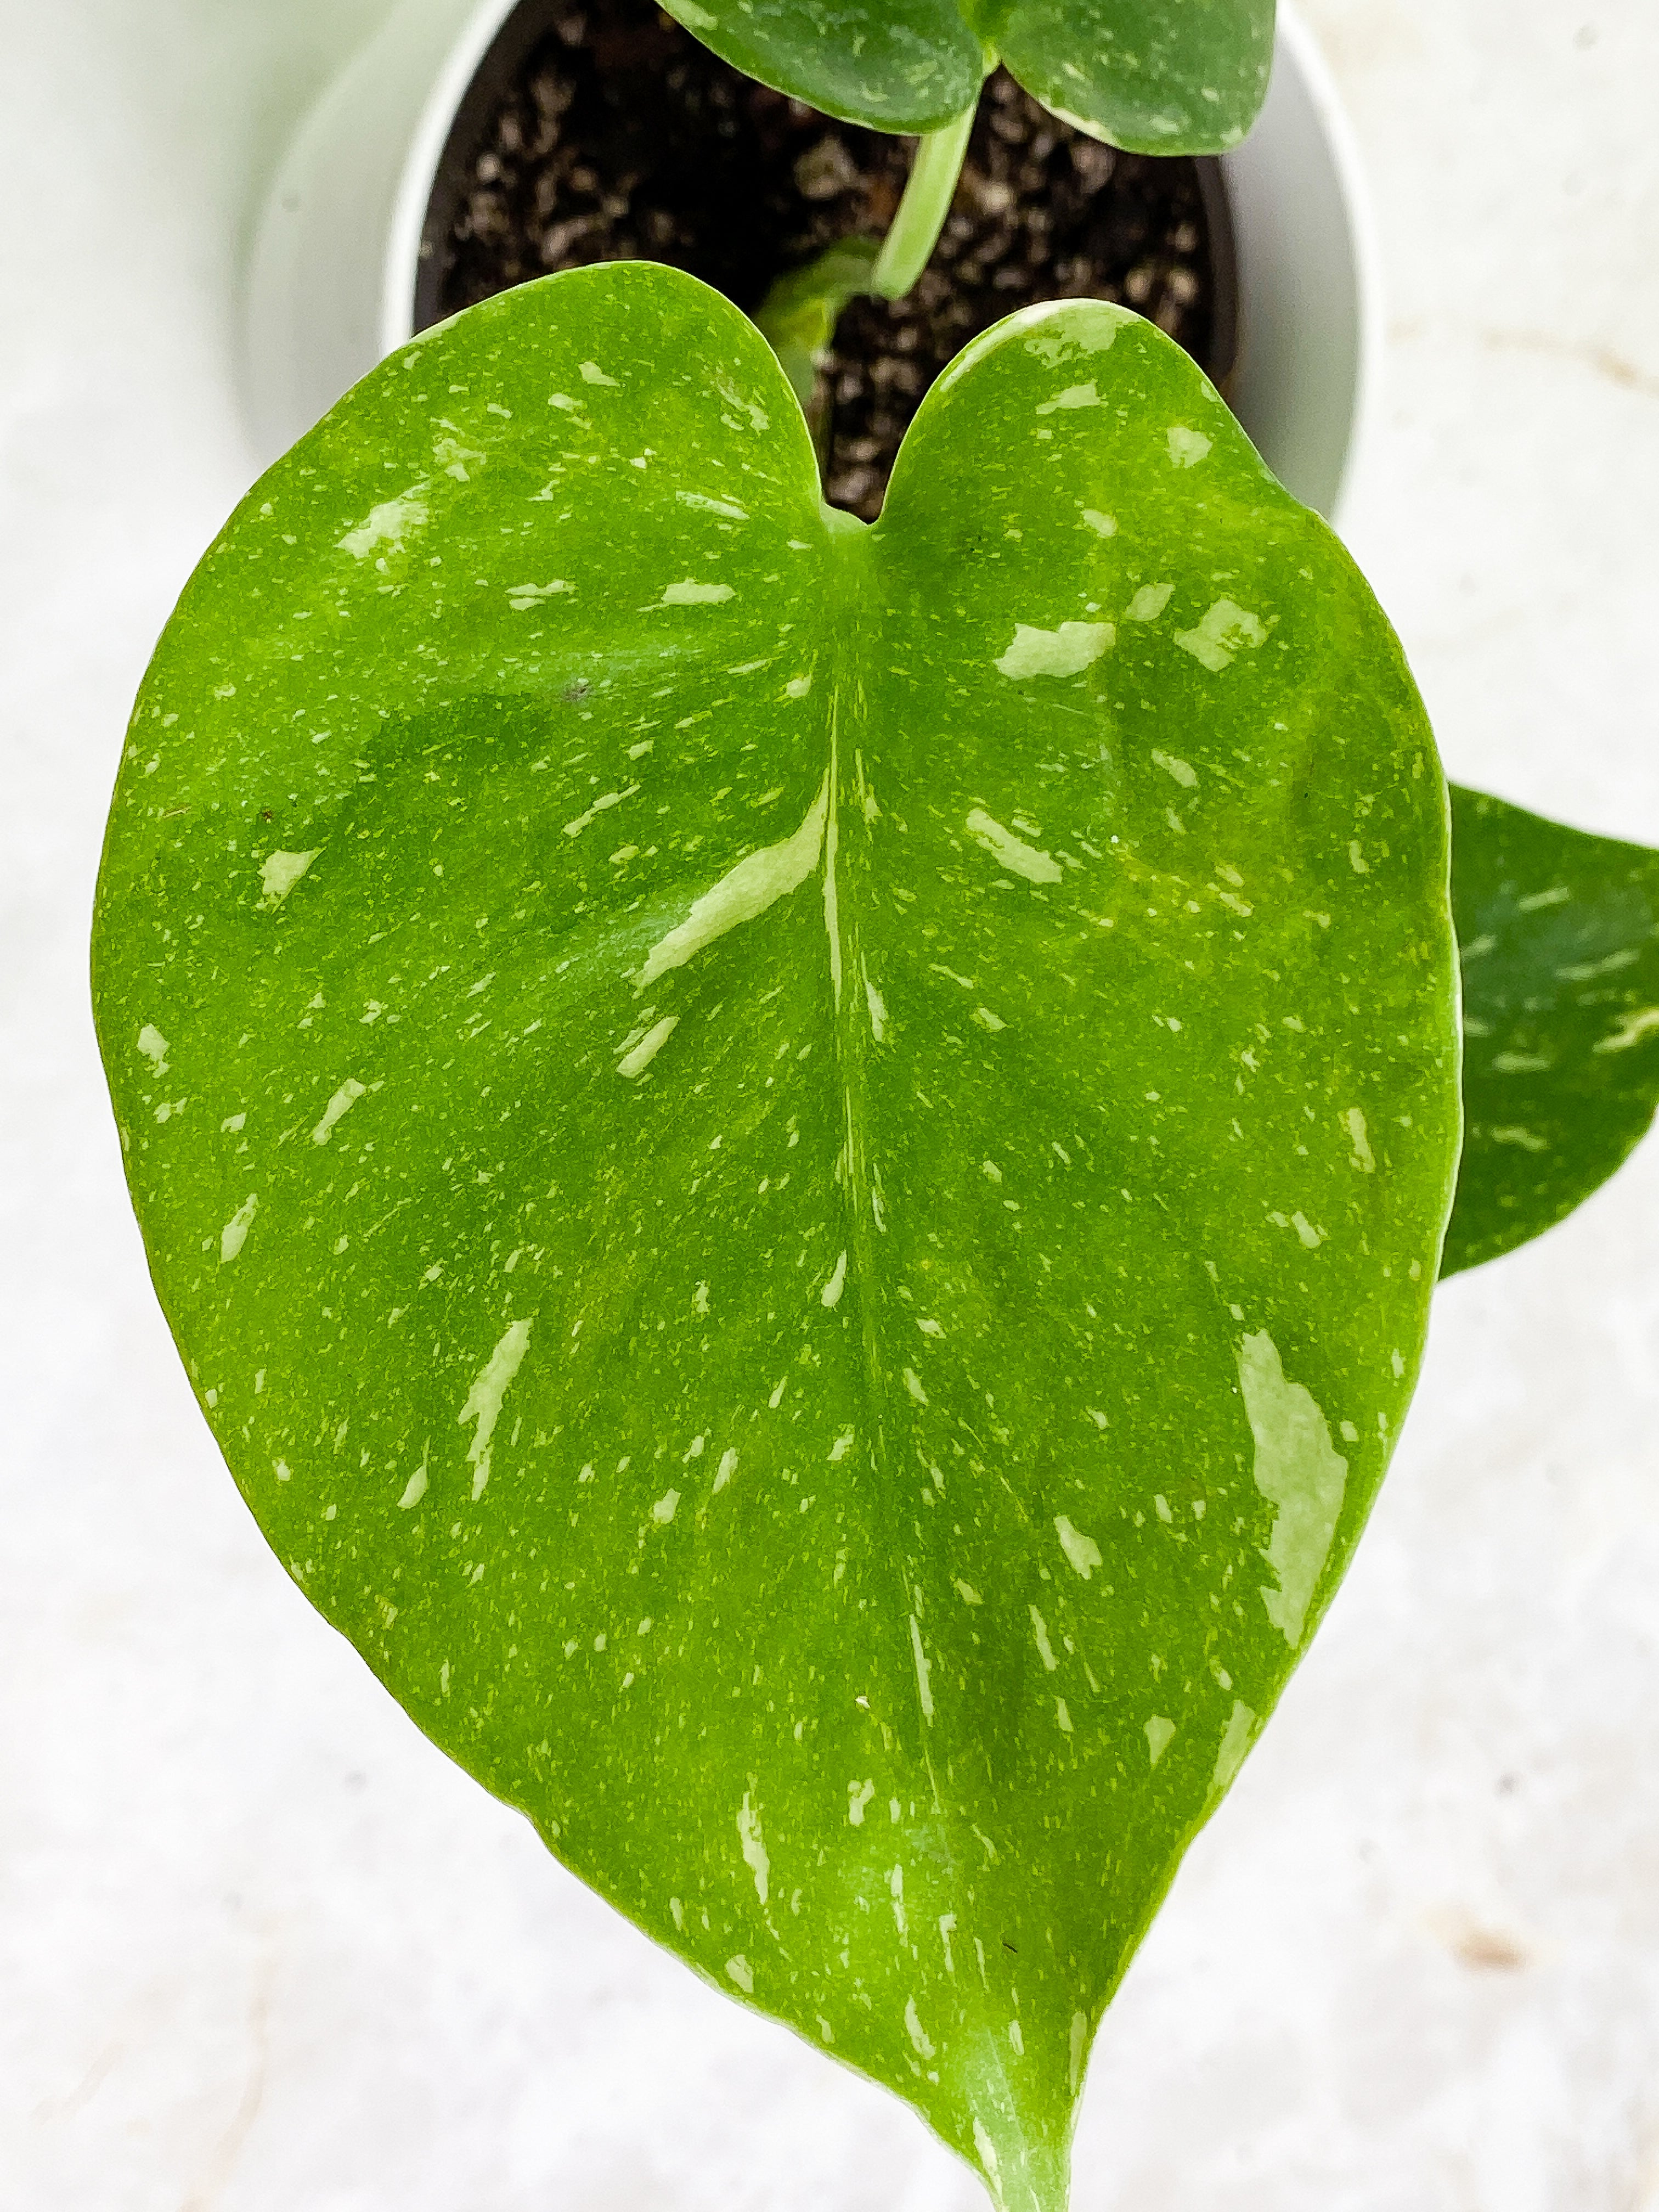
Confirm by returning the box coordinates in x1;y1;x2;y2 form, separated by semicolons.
657;0;986;133
1444;785;1659;1278
658;0;1274;150
966;0;1276;152
94;266;1458;2211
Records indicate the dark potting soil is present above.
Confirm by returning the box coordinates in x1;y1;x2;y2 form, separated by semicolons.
416;0;1235;521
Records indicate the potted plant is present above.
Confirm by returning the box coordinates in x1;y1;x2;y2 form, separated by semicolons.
246;0;1370;521
94;3;1659;2207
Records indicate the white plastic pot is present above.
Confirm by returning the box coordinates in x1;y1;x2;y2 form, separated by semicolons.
244;0;1378;520
1223;8;1379;523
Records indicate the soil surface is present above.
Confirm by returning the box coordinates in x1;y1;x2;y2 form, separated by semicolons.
417;0;1233;520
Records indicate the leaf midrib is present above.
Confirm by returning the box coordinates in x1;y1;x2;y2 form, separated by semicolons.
817;522;1037;2160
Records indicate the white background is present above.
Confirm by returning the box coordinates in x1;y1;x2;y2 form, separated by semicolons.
3;2;1657;2206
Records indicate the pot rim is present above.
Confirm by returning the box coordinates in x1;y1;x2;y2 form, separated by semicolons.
379;0;523;361
1265;2;1383;518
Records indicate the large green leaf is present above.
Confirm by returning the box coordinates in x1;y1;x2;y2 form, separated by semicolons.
1444;785;1659;1278
658;0;1274;150
93;265;1458;2211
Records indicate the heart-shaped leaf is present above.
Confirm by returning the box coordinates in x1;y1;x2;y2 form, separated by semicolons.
658;0;1274;150
964;0;1276;152
658;0;986;134
1443;784;1659;1278
93;265;1458;2211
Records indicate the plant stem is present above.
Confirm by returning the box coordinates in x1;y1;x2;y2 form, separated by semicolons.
749;82;988;454
751;236;882;430
870;102;979;302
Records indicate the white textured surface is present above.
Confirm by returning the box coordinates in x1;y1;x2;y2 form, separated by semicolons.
3;2;1658;2206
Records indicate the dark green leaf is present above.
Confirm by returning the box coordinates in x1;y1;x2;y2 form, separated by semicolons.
658;0;1273;151
966;0;1276;153
657;0;987;133
93;266;1458;2211
1444;784;1659;1278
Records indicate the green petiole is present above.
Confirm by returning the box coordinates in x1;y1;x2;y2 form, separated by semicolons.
750;236;882;417
870;99;980;300
750;92;983;440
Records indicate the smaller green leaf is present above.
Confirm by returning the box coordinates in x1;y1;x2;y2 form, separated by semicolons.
658;0;1273;153
965;0;1276;153
1443;785;1659;1278
657;0;987;133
